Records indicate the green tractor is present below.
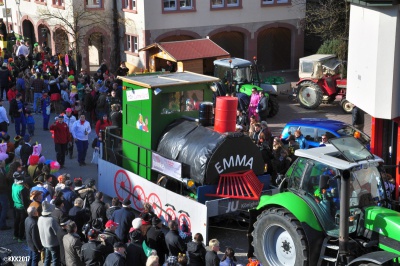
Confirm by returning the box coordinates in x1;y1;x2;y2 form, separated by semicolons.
213;57;279;117
252;137;400;266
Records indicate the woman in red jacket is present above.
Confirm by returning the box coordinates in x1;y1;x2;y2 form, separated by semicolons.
95;114;112;140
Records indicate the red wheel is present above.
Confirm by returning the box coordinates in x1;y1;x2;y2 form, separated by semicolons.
178;213;191;232
113;170;132;201
132;185;146;212
164;207;176;223
147;193;163;217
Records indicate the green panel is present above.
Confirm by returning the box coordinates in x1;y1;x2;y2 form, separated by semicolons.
238;84;263;96
257;192;322;231
378;243;400;256
364;206;400;242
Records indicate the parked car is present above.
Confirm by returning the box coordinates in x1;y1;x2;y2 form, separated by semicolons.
280;118;370;149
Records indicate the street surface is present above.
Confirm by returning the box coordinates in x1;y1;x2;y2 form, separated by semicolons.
0;71;371;265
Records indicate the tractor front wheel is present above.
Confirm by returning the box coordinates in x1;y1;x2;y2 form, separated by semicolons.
267;95;279;118
252;208;308;266
340;99;354;114
297;81;323;109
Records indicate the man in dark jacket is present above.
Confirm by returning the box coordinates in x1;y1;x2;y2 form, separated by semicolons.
205;239;220;266
0;62;11;100
90;191;107;227
104;242;126;266
19;134;32;168
111;198;135;243
25;206;44;266
165;220;186;257
106;197;121;220
51;197;67;225
146;217;168;265
81;229;113;265
126;229;147;266
352;105;365;132
63;221;84;266
257;91;269;122
61;180;76;214
57;217;70;266
68;197;90;241
0;161;11;230
9;93;26;136
101;220;121;247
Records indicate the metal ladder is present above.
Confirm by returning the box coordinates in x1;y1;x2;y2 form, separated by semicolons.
317;236;339;266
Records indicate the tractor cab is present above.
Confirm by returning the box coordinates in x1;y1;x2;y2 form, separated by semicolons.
299;54;343;79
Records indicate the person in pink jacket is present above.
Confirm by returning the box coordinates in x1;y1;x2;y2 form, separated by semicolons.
248;87;260;120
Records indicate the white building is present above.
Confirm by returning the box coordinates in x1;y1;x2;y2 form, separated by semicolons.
2;0;305;73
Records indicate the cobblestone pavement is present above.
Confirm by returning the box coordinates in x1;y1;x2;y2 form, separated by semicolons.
0;71;371;265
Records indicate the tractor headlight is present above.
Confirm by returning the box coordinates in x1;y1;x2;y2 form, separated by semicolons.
183;178;196;189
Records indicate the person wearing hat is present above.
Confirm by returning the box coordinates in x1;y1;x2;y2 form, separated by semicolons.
0;61;11;101
71;114;91;166
101;220;121;247
60;179;76;213
11;170;30;242
29;190;43;216
111;198;136;243
146;216;168;265
20;133;33;168
57;217;71;266
63;107;76;159
165;220;187;257
63;221;84;266
38;201;61;265
0;98;9;132
104;242;127;266
30;175;51;202
25;206;44;265
81;228;113;265
9;92;26;136
127;219;147;266
50;114;70;169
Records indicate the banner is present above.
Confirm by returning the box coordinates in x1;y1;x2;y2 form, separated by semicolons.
151;153;182;180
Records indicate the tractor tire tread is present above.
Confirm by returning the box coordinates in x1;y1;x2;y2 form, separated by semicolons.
297;81;323;110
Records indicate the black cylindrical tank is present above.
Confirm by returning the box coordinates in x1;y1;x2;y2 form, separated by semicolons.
198;102;214;127
156;120;265;185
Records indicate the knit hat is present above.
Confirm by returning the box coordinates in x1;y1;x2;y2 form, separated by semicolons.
131;218;142;230
68;75;74;81
42;201;55;216
34;43;39;47
65;108;72;112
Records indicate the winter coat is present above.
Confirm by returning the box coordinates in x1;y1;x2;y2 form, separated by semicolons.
50;121;70;144
104;252;126;266
352;106;365;126
126;242;147;266
51;207;67;225
61;187;77;214
205;251;220;266
106;206;121;221
101;229;121;247
57;227;68;265
63;233;84;266
295;134;309;150
219;258;236;266
90;199;107;226
11;183;30;210
0;67;11;87
111;207;136;243
38;215;61;248
20;143;33;167
9;98;25;118
165;229;187;256
81;240;113;266
146;226;168;263
257;95;269;119
95;119;112;136
25;216;44;252
187;241;206;266
95;94;107;113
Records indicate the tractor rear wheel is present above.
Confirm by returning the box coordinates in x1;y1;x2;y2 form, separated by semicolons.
297;81;323;109
340;99;354;113
267;95;279;118
252;208;308;266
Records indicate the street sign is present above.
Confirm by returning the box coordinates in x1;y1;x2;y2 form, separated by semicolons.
2;8;11;17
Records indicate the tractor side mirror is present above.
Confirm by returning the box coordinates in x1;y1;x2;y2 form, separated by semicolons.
319;175;330;190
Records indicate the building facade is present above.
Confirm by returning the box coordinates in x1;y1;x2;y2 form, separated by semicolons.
3;0;305;73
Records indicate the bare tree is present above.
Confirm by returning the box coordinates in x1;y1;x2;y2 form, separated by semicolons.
37;2;113;73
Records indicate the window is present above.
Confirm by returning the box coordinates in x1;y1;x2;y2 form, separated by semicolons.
163;0;194;11
159;89;204;114
126;35;138;54
52;0;64;6
211;0;241;9
86;0;103;8
123;0;137;10
261;0;290;5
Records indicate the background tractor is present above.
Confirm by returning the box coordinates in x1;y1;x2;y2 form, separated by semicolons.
252;136;400;266
213;57;279;117
295;54;353;113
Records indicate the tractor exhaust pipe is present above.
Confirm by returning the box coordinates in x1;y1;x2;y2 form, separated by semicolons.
338;170;351;264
